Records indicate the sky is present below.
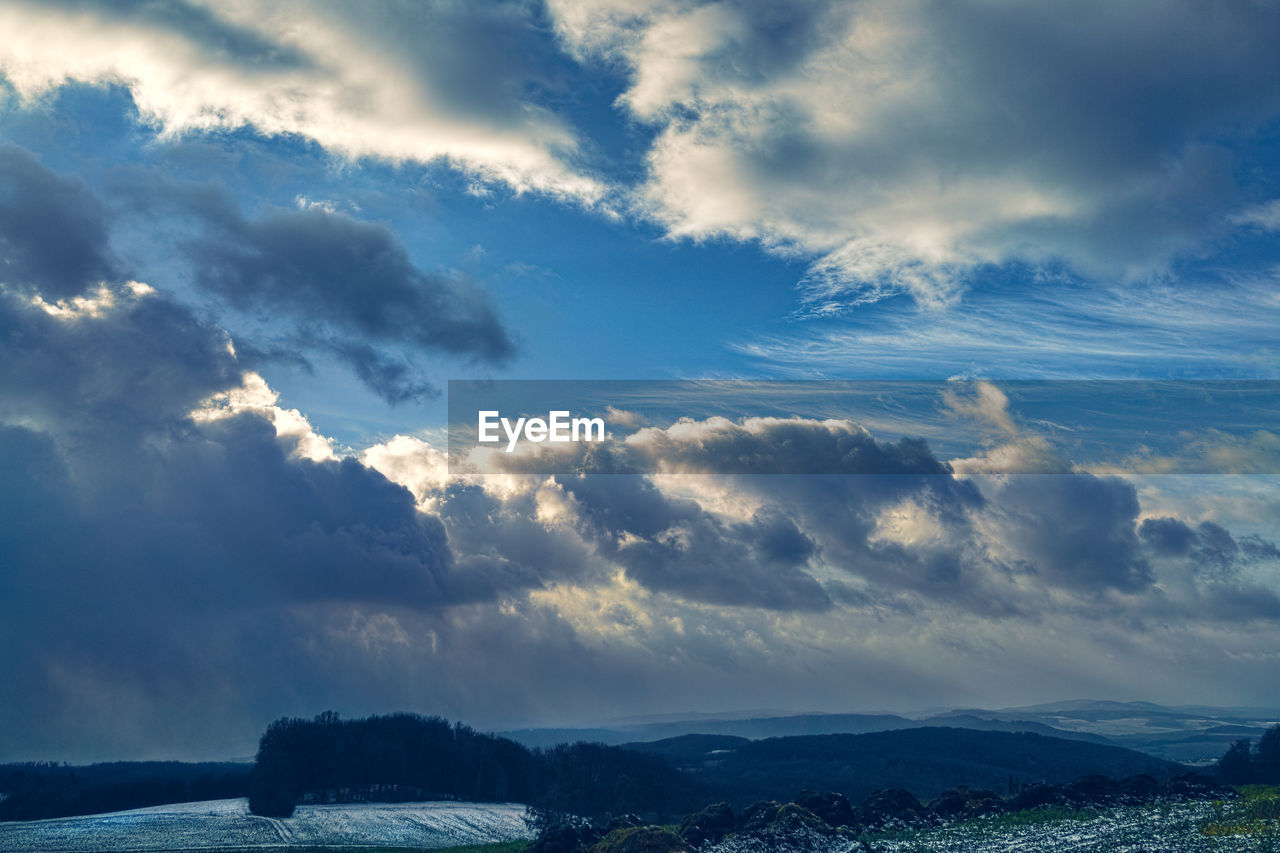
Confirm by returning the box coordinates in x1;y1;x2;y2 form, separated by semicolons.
1;0;1279;763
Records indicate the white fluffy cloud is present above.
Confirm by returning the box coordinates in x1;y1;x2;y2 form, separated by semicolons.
0;0;603;200
550;0;1280;307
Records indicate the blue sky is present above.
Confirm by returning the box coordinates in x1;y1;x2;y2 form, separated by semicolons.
1;0;1279;761
3;2;1279;446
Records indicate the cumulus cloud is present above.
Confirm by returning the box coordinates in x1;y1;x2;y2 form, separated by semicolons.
4;294;1280;757
30;153;517;404
0;280;541;759
558;473;830;610
0;146;120;297
187;204;513;362
550;0;1280;307
0;0;603;200
160;192;516;402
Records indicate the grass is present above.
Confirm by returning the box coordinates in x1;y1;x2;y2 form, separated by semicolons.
1198;785;1280;839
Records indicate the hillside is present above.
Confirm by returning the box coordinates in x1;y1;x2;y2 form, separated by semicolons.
0;761;251;821
624;727;1185;804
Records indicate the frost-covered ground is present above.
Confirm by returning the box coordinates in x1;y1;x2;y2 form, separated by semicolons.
0;797;534;852
706;800;1280;853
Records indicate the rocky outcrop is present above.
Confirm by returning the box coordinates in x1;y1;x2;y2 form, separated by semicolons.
677;802;736;847
591;826;692;853
1163;771;1235;800
794;790;856;827
928;785;1005;819
854;788;925;830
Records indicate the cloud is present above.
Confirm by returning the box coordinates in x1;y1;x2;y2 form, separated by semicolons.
1140;515;1280;580
0;146;120;297
731;273;1280;378
0;283;486;608
86;157;515;404
979;472;1152;592
557;473;831;611
2;276;1278;759
1232;198;1280;231
626;415;952;475
0;280;538;760
551;0;1280;306
186;204;513;364
0;0;603;200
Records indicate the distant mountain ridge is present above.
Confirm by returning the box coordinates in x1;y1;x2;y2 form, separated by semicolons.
501;710;1114;749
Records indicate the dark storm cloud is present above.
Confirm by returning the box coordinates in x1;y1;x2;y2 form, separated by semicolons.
1139;516;1200;556
0;283;534;759
1140;515;1280;594
0;284;238;434
985;474;1152;593
109;166;514;403
0;284;509;608
322;338;439;405
186;205;514;361
0;146;119;297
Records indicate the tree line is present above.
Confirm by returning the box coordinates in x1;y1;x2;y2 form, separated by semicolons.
0;762;250;821
1216;724;1280;785
248;711;702;820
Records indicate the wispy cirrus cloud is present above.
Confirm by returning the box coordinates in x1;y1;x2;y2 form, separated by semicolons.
731;272;1280;378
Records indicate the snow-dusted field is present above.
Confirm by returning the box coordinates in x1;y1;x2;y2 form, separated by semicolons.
0;797;534;852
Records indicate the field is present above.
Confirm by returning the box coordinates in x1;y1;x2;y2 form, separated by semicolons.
0;798;534;852
707;789;1280;853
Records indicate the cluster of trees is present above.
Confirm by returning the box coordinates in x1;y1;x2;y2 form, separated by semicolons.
0;762;250;821
248;712;702;820
1216;725;1280;784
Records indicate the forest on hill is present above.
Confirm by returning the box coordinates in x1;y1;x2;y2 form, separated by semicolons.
245;713;1189;819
